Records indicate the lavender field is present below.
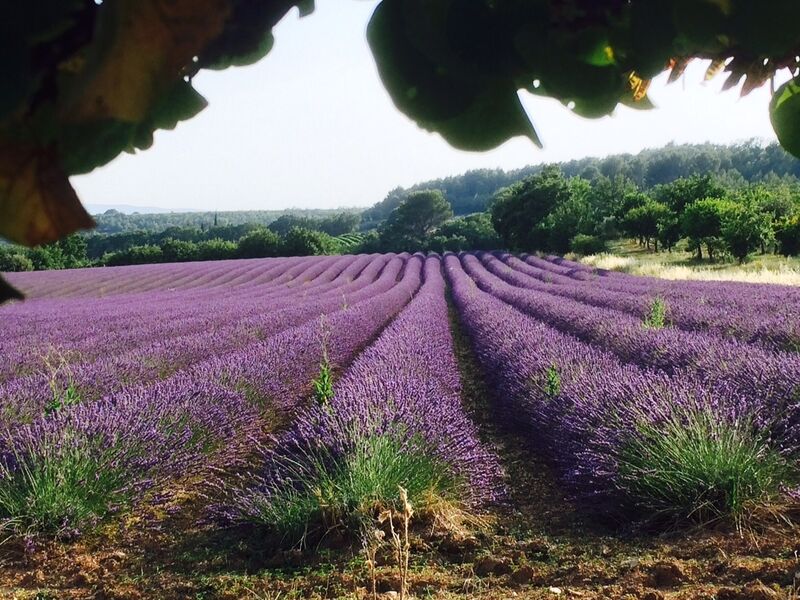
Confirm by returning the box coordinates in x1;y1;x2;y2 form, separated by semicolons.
2;253;799;598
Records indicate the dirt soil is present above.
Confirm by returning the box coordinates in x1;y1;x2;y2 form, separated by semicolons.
1;318;799;599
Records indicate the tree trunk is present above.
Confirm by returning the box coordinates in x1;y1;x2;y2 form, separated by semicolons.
654;238;659;252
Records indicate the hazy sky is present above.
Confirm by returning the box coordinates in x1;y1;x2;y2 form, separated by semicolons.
72;1;786;212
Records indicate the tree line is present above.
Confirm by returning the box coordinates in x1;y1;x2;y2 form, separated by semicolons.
361;141;800;226
488;168;799;262
93;208;361;234
3;142;800;273
0;217;359;272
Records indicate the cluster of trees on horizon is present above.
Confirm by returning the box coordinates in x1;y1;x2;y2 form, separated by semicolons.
0;216;362;272
361;140;800;226
2;141;800;273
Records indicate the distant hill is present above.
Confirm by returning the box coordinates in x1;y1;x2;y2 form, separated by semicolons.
86;204;202;215
93;208;362;234
361;140;800;227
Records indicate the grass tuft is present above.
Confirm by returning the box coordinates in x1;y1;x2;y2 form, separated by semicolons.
0;438;130;538
617;409;795;528
243;434;462;542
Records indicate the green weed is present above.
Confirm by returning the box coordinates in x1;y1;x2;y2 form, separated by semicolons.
642;297;668;329
247;434;460;542
0;438;131;537
617;409;794;527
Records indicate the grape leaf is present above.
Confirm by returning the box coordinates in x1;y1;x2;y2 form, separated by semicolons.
368;0;540;150
770;77;800;159
0;276;23;304
0;146;94;246
62;0;229;124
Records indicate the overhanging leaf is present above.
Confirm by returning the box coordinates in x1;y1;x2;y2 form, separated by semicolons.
0;146;94;246
0;275;23;305
429;85;541;151
770;77;800;158
62;0;230;123
368;0;540;150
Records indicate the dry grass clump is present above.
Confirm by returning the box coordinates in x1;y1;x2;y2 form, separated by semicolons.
581;252;800;285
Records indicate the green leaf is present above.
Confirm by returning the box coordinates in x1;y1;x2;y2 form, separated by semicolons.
618;0;677;78
770;78;800;159
672;0;728;55
0;29;32;121
0;275;23;305
367;0;476;123
368;0;540;150
59;120;137;176
133;81;208;150
198;1;313;71
431;84;541;151
728;0;800;56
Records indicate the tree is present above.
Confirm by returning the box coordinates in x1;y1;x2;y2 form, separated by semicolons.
281;227;337;257
435;213;501;251
775;216;800;256
622;202;673;251
721;205;773;263
103;245;164;267
546;194;594;254
379;190;453;250
268;215;315;237
585;175;640;221
57;234;89;269
317;213;361;236
160;239;199;263
26;245;66;271
491;167;572;251
656;215;682;253
682;199;734;261
570;234;606;256
237;229;282;259
653;175;727;214
196;239;237;261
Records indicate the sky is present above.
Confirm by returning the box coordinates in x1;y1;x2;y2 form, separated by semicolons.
72;1;787;212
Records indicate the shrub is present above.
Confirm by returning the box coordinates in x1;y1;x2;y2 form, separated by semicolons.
0;251;34;272
720;205;772;263
544;365;561;397
311;361;334;405
0;379;251;537
570;234;606;255
280;227;337;256
237;228;281;258
103;244;164;266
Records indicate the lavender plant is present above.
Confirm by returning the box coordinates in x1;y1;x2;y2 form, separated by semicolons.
224;257;503;540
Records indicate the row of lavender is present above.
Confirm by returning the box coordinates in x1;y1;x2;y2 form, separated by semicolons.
449;253;800;520
0;254;439;535
0;254;405;420
224;256;503;533
1;255;355;371
2;249;798;536
491;253;799;351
